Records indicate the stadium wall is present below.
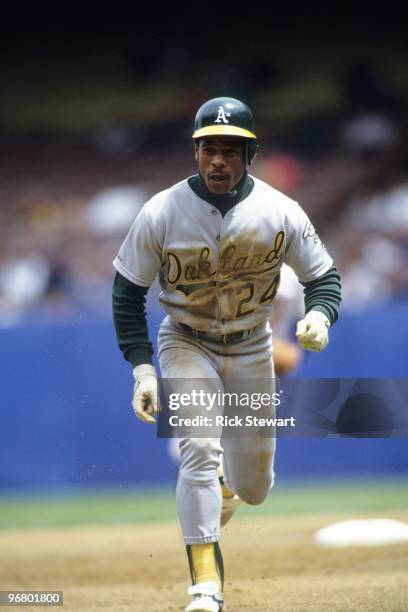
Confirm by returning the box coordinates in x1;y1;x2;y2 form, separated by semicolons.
0;299;407;491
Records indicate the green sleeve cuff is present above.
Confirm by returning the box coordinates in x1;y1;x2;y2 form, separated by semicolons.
126;348;154;368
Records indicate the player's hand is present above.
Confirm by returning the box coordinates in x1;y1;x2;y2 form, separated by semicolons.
132;364;159;424
296;311;330;352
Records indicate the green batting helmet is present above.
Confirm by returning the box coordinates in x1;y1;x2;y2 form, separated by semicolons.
192;97;259;165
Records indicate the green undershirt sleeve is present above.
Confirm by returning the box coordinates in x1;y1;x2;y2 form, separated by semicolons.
301;266;342;325
112;272;154;368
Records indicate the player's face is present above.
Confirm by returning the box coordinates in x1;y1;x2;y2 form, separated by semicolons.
196;137;246;194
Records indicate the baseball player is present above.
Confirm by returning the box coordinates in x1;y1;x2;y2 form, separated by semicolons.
112;97;341;611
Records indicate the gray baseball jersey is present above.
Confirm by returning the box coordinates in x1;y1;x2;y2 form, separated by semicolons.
113;175;332;334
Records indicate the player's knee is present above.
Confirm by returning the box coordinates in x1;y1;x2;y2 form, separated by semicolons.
225;450;275;504
235;474;273;505
238;487;268;505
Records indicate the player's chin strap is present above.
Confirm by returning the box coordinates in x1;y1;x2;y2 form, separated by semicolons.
186;543;224;590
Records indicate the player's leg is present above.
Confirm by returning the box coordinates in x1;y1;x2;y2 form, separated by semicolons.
158;317;225;609
221;323;276;508
222;435;276;505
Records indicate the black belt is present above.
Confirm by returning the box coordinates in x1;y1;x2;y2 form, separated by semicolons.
178;322;258;345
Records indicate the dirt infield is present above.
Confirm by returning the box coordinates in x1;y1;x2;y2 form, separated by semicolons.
1;511;408;612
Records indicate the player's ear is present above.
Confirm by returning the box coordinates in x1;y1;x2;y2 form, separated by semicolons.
194;140;199;161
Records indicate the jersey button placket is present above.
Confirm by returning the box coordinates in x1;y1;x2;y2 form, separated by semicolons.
213;210;223;332
216;214;228;333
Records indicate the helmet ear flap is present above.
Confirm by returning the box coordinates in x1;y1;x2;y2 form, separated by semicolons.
247;140;259;165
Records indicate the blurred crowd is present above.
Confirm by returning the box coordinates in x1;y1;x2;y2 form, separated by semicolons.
1;144;407;328
0;145;185;326
0;61;407;327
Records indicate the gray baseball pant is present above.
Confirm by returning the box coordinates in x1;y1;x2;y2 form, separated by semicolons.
158;316;276;544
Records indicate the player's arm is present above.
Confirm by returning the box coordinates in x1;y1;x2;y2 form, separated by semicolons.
112;272;159;424
112;271;153;367
113;206;163;423
284;203;342;352
112;271;159;424
302;265;341;326
296;266;342;352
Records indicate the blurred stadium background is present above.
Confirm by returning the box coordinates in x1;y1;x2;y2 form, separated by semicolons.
0;7;407;611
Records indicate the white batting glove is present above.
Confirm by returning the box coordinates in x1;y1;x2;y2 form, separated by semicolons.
132;364;159;424
296;310;330;352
